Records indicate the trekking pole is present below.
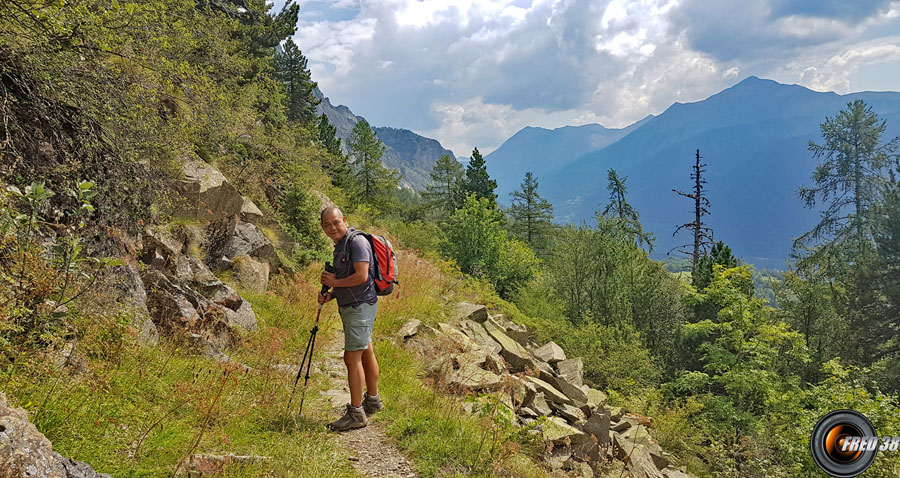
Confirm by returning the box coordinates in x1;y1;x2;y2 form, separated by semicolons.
286;262;332;420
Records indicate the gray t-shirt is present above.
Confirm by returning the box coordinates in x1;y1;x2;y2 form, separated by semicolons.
332;228;378;307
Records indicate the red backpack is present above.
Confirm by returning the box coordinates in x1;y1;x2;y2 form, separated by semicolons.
344;230;398;296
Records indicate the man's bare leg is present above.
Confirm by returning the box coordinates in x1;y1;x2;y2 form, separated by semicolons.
343;349;365;407
361;341;379;396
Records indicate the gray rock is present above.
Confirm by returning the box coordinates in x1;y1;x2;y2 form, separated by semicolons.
534;341;566;363
109;261;158;346
452;302;488;322
239;196;264;223
447;363;502;391
524;375;572;406
436;323;479;352
626;444;665;478
583;409;611;447
531;392;553;416
458;319;502;354
539;371;588;407
585;387;608;411
483;321;536;373
397;318;422;339
487;314;530;345
222;221;280;270
223;298;258;332
52;452;113;478
549;401;586;423
541;417;590;445
234;255;269;293
556;358;584;387
612;420;632;432
662;468;694;478
175;157;244;223
0;393;110;478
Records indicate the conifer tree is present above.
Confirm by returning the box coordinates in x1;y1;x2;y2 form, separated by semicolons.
317;114;351;189
272;41;319;123
796;99;900;264
601;169;653;251
508;172;553;250
347;119;400;208
693;241;740;292
460;147;498;207
425;154;464;216
672;149;714;273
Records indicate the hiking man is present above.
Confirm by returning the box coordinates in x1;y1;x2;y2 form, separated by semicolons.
318;206;383;431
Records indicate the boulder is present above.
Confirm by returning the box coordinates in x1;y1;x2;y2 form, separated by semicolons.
585;388;608;411
583;408;611;447
397;318;422;339
234;255;269;293
175;157;244;223
107;261;158;346
222;298;257;332
239;196;264;223
452;302;488;322
530;392;553;416
534;341;566;363
523;376;572;406
458;320;502;354
0;393;111;478
556;358;584;387
539;371;588;407
221;221;280;270
662;468;694;478
483;321;536;373
487;314;530;345
625;445;665;478
541;416;588;445
447;363;502;391
549;401;586;423
436;323;479;352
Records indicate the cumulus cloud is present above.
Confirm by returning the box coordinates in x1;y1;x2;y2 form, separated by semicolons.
281;0;900;156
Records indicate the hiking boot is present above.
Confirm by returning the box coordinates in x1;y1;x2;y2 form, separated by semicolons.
362;392;383;415
327;403;367;432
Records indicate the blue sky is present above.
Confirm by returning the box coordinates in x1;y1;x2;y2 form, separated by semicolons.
273;0;900;157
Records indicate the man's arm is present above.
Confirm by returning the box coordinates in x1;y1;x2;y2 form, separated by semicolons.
321;261;369;288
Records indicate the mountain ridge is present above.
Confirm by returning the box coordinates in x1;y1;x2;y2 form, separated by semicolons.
314;87;456;190
489;76;900;263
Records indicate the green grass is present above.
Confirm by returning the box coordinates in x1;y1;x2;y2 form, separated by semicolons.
2;250;551;477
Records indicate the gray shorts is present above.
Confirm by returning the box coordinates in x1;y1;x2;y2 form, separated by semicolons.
338;302;377;351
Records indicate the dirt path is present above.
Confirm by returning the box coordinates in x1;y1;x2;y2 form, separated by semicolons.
319;338;418;478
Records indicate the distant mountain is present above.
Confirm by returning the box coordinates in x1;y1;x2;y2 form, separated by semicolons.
486;117;651;199
493;77;900;264
314;88;456;190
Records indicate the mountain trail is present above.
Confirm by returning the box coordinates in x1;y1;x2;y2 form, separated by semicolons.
318;337;418;478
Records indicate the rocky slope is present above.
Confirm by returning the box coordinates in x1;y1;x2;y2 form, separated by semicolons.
400;303;694;478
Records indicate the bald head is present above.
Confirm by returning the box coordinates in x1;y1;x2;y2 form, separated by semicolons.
320;206;343;222
320;206;348;243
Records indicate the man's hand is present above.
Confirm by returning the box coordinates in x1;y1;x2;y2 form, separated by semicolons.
320;271;337;288
317;291;332;305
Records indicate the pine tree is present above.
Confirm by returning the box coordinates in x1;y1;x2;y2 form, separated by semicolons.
693;241;740;292
601;168;654;251
317;113;342;156
460;147;498;206
672;149;714;273
272;41;319;123
796;100;900;264
317;114;351;189
424;154;464;216
347;119;400;208
508;171;553;250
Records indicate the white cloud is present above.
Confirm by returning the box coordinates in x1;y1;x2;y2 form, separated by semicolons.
290;0;900;157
